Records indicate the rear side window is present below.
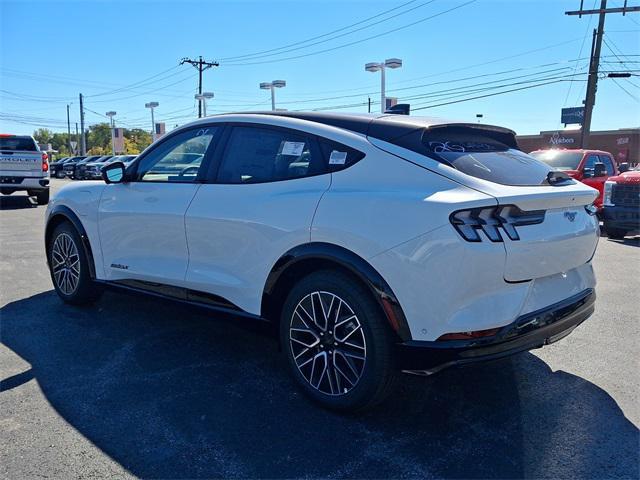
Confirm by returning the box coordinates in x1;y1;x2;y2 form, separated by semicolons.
422;132;563;186
0;136;38;151
318;139;365;172
217;126;323;184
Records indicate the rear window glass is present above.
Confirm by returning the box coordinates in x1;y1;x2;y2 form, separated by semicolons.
0;136;38;151
529;150;584;171
422;132;568;186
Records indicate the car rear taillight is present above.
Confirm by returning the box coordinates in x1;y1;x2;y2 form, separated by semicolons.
437;327;500;341
42;153;49;172
449;205;545;242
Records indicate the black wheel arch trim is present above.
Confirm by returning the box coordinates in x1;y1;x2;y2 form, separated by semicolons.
262;242;412;342
45;205;96;279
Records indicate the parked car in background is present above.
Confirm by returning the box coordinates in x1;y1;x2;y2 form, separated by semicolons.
62;156;87;178
81;155;113;179
529;149;618;212
603;165;639;239
45;112;599;411
73;156;102;180
50;157;71;178
0;134;50;204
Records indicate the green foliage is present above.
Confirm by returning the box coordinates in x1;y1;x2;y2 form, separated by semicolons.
33;128;54;144
34;123;153;157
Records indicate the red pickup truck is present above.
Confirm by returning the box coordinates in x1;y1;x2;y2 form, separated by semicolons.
602;167;640;239
529;149;618;211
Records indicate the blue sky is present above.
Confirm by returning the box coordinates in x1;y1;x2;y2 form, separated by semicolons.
1;0;638;136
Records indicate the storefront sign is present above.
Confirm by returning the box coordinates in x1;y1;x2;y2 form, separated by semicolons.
549;132;576;145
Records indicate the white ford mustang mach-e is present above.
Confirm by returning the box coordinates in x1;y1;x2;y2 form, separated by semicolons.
45;112;599;411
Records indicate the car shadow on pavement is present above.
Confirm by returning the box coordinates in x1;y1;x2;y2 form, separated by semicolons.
0;195;38;210
1;290;638;479
606;236;640;248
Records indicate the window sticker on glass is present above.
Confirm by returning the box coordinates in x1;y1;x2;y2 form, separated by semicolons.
281;141;305;156
329;150;347;165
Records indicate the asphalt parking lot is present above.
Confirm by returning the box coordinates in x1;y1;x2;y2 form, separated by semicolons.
1;178;638;479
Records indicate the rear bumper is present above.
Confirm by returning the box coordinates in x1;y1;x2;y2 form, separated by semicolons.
397;289;595;373
603;206;640;231
0;176;49;191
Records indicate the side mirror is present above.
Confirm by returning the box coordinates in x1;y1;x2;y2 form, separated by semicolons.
593;162;606;177
101;161;126;184
619;162;629;173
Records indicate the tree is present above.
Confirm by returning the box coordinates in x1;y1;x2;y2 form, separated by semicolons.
33;128;54;145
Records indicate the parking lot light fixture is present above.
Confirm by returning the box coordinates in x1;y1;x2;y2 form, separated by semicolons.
366;58;403;113
145;102;159;142
194;92;214;117
105;111;116;155
260;80;286;111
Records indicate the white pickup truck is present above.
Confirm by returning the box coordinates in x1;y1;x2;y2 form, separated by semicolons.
0;134;50;205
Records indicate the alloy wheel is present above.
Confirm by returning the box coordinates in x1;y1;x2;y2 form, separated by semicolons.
51;233;80;295
289;291;366;396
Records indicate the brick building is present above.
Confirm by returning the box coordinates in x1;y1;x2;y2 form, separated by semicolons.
517;128;639;166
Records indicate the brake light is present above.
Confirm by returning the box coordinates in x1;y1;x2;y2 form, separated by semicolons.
449;205;545;242
437;328;500;341
42;152;49;172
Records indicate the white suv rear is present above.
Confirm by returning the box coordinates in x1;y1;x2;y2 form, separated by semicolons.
44;112;598;411
0;134;50;204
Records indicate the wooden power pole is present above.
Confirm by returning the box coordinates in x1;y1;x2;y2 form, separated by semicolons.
180;56;219;118
565;0;640;148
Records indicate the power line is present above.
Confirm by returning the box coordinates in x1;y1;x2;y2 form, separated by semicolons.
222;0;478;66
412;79;586;111
219;0;424;61
221;0;437;63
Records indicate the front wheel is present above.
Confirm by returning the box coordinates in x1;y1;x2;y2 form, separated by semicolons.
280;270;397;412
48;222;102;305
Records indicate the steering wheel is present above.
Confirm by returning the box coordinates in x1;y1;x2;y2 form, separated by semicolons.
178;166;200;177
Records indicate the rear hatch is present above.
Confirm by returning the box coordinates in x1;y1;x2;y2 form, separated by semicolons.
0;135;42;177
372;123;599;282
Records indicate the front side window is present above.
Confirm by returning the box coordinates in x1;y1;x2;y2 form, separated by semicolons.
600;155;615;175
217;126;322;184
136;127;216;182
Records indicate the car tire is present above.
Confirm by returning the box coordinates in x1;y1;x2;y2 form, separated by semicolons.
48;222;102;305
606;227;627;240
35;189;49;205
56;171;65;178
280;270;397;412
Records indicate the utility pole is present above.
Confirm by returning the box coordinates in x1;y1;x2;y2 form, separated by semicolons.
566;0;640;148
368;96;371;113
79;93;86;155
180;56;219;118
66;104;72;153
75;123;79;155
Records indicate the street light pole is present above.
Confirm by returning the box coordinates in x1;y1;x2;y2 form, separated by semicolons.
365;58;402;113
194;92;214;117
145;102;159;142
260;80;286;111
105;111;116;155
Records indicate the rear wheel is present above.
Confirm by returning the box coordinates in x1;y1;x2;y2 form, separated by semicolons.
280;270;397;412
48;222;102;305
35;189;49;205
606;227;627;240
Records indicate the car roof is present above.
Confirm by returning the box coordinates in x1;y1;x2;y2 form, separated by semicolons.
180;111;517;143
